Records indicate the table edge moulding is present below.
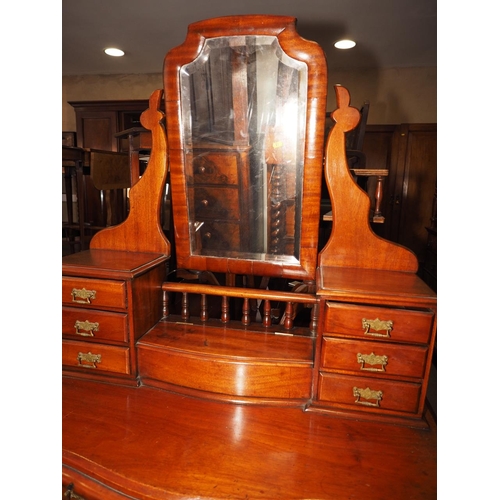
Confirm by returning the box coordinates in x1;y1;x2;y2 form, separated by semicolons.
62;14;437;499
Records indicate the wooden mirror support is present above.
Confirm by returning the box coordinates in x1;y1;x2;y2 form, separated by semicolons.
319;85;418;272
90;89;171;256
164;15;327;280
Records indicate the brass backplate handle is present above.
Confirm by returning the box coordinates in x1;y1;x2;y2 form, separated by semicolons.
77;351;101;369
357;352;388;372
64;483;86;500
74;320;99;337
353;386;383;407
362;318;393;338
71;288;97;304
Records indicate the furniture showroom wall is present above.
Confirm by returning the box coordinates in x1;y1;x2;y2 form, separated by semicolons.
62;66;436;131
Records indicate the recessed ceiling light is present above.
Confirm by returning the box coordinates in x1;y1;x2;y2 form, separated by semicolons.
334;40;356;50
104;48;125;57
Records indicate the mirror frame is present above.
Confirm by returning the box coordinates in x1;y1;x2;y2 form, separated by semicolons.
164;15;327;280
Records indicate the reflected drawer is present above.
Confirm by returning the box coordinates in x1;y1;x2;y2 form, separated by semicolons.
324;302;433;344
62;307;128;343
321;337;427;379
62;340;130;375
193;186;240;220
193;152;240;185
318;372;421;414
198;221;241;252
62;277;127;310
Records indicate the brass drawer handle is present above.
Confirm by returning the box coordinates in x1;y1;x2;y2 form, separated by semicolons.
71;288;97;304
353;386;383;407
357;352;388;372
77;351;101;369
74;320;99;337
362;318;393;338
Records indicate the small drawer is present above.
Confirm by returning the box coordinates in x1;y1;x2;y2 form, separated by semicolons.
321;337;428;379
318;372;421;414
62;277;127;310
62;340;130;375
324;302;433;344
193;152;239;185
62;307;128;343
193;186;241;220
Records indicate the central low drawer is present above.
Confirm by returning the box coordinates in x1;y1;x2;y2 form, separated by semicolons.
324;302;433;344
321;337;428;379
62;340;130;375
62;277;127;310
62;307;128;343
317;372;421;414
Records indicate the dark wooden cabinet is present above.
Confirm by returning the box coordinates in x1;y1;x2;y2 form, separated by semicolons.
363;123;437;266
69;100;150;229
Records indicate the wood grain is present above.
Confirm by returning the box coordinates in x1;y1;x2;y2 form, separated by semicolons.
63;377;436;499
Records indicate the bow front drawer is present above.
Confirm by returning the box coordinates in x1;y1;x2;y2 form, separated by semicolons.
324;302;433;344
62;277;127;310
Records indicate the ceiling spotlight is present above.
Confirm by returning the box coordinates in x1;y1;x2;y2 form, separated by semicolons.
334;40;356;50
104;48;125;57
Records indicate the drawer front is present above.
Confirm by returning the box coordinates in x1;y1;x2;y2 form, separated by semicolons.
62;340;130;375
321;337;428;379
62;277;127;310
193;152;239;185
198;221;241;252
62;307;128;343
193;186;240;220
324;302;433;344
318;372;421;414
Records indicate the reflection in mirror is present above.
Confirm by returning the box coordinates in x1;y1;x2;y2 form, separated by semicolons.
180;35;307;262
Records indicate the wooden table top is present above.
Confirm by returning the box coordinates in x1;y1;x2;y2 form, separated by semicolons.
63;377;436;499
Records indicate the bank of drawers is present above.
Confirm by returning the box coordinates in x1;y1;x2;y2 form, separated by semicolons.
62;276;131;377
189;145;250;253
317;301;434;416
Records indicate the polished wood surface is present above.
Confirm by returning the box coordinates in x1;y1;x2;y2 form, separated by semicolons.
63;377;436;499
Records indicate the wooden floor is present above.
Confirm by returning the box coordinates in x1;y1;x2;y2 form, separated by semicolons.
63;377;436;499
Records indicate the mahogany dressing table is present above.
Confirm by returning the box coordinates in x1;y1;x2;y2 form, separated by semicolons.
62;15;436;498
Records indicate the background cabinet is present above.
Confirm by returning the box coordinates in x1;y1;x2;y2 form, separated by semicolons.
363;123;437;275
69;100;150;229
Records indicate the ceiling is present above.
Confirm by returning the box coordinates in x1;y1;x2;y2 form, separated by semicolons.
62;0;437;76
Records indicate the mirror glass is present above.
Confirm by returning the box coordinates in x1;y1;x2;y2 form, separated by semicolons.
180;35;308;263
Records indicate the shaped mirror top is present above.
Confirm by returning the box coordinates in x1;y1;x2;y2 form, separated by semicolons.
164;16;327;279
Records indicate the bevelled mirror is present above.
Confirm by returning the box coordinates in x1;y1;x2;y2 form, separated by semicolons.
164;16;327;280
